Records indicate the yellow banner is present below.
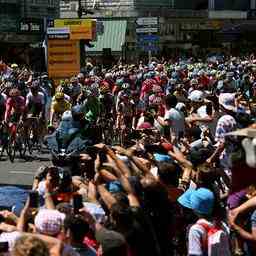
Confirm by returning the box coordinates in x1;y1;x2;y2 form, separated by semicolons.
54;19;96;40
48;40;80;80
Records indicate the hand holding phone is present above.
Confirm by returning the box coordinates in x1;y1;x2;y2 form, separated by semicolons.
72;194;83;215
29;191;39;208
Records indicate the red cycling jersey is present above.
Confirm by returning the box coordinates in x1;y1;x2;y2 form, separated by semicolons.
4;96;26;121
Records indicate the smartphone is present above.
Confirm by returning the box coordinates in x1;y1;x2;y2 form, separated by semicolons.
73;194;84;214
29;191;39;208
0;242;9;253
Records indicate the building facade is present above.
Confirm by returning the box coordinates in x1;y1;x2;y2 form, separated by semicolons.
60;0;256;62
0;0;60;68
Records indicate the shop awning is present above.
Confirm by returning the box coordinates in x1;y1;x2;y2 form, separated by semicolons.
87;20;127;53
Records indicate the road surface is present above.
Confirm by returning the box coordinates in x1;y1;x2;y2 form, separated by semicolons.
0;149;51;188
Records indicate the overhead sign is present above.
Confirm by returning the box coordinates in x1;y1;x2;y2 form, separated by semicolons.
47;40;80;80
136;27;158;33
136;17;158;26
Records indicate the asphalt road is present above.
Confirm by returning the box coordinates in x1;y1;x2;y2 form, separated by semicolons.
0;149;51;188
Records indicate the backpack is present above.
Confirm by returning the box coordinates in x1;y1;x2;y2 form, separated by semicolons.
197;220;231;256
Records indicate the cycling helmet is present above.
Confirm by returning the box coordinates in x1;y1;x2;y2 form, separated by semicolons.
121;83;130;90
55;92;65;100
9;88;21;97
191;79;199;85
116;78;124;87
100;86;110;94
105;73;112;80
31;80;40;90
149;71;155;78
11;63;18;69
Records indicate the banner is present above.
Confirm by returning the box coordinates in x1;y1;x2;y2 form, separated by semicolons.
47;40;80;80
54;19;96;40
54;19;93;28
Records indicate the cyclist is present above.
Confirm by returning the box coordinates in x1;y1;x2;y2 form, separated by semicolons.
116;93;134;130
98;85;114;119
0;91;7;122
4;88;26;124
4;88;26;144
26;81;45;119
49;92;71;126
25;81;46;144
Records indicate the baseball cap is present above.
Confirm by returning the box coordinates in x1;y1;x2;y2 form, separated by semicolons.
35;209;65;236
178;188;215;215
219;93;236;111
188;90;205;103
95;228;127;255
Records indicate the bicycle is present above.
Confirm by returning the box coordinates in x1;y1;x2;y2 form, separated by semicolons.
24;116;41;155
0;122;9;159
7;120;26;162
97;116;115;145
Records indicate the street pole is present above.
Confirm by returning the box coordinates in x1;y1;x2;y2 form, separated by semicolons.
148;13;152;64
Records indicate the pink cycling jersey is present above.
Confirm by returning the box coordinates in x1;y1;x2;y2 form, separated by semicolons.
4;96;26;121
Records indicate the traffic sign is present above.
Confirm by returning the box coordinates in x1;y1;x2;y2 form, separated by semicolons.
137;34;159;42
136;17;158;26
136;27;158;34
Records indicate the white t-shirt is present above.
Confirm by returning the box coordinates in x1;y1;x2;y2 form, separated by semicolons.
26;92;45;105
164;107;185;137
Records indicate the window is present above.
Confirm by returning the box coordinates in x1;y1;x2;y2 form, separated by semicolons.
48;0;55;6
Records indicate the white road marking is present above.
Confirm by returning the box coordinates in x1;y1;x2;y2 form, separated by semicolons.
9;171;35;175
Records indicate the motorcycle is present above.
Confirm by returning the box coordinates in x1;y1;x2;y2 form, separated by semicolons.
45;113;89;176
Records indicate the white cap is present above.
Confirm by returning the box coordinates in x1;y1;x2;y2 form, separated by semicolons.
188;90;205;103
219;93;236;111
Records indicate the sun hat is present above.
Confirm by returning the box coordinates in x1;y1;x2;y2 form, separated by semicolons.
34;209;65;236
178;188;215;215
188;90;205;103
219;93;236;111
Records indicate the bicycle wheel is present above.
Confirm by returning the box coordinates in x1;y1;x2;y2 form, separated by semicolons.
26;126;34;155
0;143;5;158
7;139;16;163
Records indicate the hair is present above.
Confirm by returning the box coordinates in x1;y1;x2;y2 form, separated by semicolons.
110;202;133;228
12;235;50;256
157;162;181;187
164;94;177;108
64;214;89;243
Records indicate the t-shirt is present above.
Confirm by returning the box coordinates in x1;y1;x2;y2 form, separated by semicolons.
164;108;185;137
188;219;230;256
